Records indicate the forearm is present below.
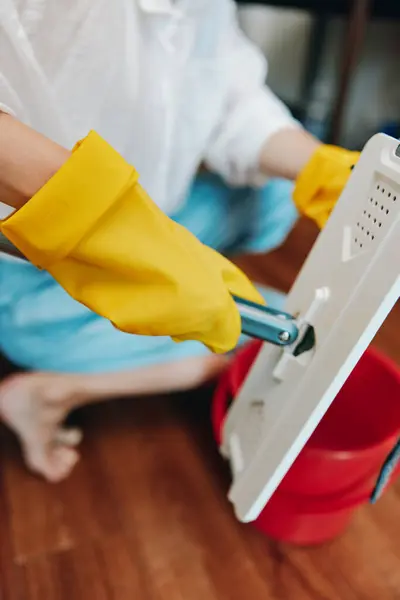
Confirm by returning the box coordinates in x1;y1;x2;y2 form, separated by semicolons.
259;127;321;181
0;113;70;209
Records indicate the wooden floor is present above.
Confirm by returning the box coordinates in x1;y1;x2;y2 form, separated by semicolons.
0;219;399;600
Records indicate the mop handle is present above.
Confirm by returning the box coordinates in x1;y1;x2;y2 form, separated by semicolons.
233;295;299;347
0;232;25;260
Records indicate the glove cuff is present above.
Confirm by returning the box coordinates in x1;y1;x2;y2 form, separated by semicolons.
1;131;137;268
293;144;359;220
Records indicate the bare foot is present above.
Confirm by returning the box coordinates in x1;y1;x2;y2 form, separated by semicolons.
0;373;83;481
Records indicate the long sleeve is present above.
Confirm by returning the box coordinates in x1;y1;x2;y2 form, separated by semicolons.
205;2;300;187
0;73;19;118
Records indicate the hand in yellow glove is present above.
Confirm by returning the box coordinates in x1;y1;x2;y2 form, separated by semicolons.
293;144;360;229
1;132;263;354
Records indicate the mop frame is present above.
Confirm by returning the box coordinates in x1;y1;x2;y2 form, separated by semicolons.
221;133;400;523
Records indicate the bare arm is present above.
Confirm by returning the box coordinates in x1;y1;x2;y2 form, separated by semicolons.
0;112;320;213
259;127;321;182
0;113;70;210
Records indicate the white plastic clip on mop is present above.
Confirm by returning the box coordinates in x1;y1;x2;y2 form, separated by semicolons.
223;133;400;524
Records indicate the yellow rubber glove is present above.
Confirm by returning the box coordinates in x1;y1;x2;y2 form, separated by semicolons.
293;144;360;229
0;131;264;354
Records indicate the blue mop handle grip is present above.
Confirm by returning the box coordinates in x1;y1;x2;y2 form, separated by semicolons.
233;295;299;347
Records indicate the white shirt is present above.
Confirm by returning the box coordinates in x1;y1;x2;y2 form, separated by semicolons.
0;0;298;215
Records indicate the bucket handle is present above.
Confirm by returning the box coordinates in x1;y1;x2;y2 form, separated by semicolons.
370;437;400;503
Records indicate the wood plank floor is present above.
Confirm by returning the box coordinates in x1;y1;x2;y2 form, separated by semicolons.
0;219;399;600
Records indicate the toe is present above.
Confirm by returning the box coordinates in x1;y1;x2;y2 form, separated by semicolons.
24;444;80;482
55;427;83;447
49;446;80;482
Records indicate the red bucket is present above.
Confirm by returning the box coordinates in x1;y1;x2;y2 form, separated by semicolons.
212;341;400;545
